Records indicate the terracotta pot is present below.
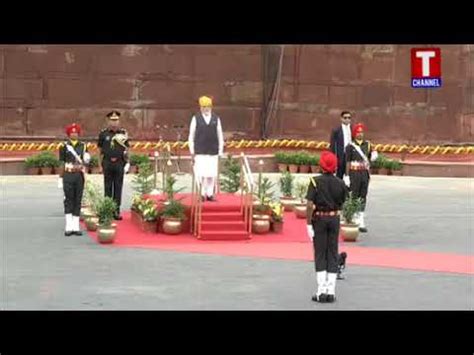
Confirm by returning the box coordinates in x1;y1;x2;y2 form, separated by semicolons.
141;220;158;233
378;168;388;175
310;166;320;174
288;164;299;174
85;216;99;232
162;217;183;235
252;214;271;234
299;165;310;174
370;168;379;175
280;197;296;212
90;166;101;174
340;224;359;242
97;225;116;244
277;164;288;173
271;221;283;233
294;204;307;219
391;170;402;176
56;167;64;176
41;167;53;175
28;167;41;175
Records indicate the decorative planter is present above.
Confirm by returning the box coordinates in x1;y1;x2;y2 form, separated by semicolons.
298;165;310;174
41;167;53;175
85;216;99;232
391;170;402;176
162;217;183;235
271;221;283;233
141;219;158;233
370;168;379;175
252;214;271;234
310;166;320;174
340;223;360;242
90;166;101;174
97;225;116;244
294;204;307;219
288;164;299;174
55;167;64;176
378;168;389;175
280;197;296;212
28;167;41;175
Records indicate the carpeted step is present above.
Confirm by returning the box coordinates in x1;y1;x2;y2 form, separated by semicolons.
201;212;244;222
201;204;242;213
201;221;248;232
199;230;251;241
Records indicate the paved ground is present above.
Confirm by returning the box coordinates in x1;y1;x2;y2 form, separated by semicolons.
1;174;472;310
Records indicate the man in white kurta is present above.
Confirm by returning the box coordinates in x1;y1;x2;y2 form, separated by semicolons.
188;96;224;201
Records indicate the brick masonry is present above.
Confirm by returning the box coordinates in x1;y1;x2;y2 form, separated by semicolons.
0;45;472;144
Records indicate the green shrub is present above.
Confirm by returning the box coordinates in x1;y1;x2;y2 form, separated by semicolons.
159;199;187;220
220;155;241;193
96;197;117;227
279;171;294;197
130;153;150;166
342;192;363;225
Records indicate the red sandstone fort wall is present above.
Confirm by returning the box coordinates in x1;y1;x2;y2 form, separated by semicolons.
1;45;472;144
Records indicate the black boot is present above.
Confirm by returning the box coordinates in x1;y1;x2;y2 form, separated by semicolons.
207;196;216;202
326;295;336;303
312;293;328;303
64;231;73;237
73;231;83;236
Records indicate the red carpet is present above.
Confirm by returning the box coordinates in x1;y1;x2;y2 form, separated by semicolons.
84;194;473;276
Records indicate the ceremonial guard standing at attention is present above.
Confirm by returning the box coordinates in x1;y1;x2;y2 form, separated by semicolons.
188;96;224;202
58;123;90;236
344;123;378;233
306;151;348;303
98;111;130;220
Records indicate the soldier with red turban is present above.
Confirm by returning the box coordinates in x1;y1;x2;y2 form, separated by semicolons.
306;150;348;303
59;123;90;236
344;123;378;233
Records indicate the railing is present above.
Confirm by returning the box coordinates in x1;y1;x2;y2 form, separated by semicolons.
190;165;203;238
239;153;255;234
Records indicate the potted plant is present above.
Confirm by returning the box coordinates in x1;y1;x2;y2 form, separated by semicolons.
131;162;155;196
309;155;320;174
293;181;308;219
279;171;296;211
89;155;100;174
96;196;118;243
38;151;60;175
130;194;144;226
25;154;41;175
269;201;284;233
297;152;311;174
378;155;390;175
370;154;383;175
220;155;241;193
287;152;299;174
159;199;187;235
139;199;159;233
252;176;274;234
130;154;150;174
340;192;363;242
275;152;289;173
390;160;403;176
83;181;101;230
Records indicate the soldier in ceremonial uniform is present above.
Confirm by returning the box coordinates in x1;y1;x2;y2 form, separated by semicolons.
58;123;90;236
188;96;224;202
344;123;378;233
98;111;130;220
306;151;348;303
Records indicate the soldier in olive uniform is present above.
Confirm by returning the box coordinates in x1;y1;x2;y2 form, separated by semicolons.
98;111;130;220
58;123;90;236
